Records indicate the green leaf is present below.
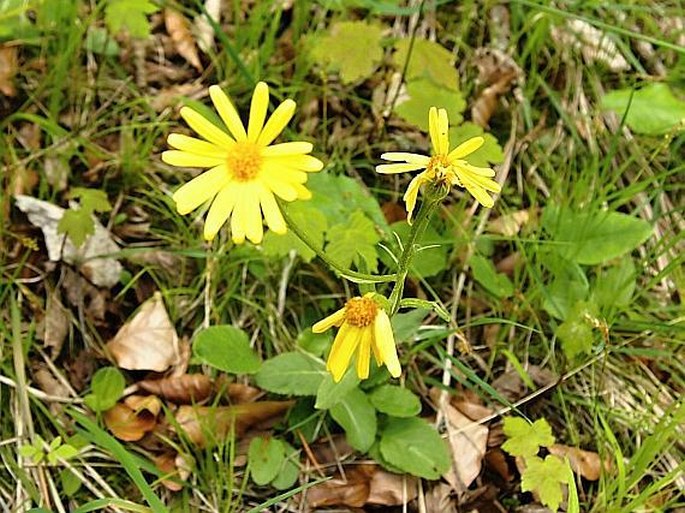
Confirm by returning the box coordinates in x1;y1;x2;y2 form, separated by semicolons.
84;367;125;412
105;0;158;39
248;437;285;486
379;417;450;479
270;441;300;490
392;38;459;90
326;210;380;271
502;417;555;458
395;78;466;131
57;209;94;248
386;221;449;278
255;353;326;396
297;328;332;357
47;443;79;465
449;122;505;166
391;308;429;342
520;455;570;512
556;301;598;359
470;254;514;298
310;21;384;84
542;206;653;265
540;253;589;320
193;325;261;374
601;83;685;135
85;27;121;56
592;256;636;311
60;468;83;497
315;368;360;410
68;188;111;213
329;387;377;452
369;385;421;417
262;203;327;262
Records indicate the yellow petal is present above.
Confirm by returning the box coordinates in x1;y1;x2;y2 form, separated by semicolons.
436;108;449;155
327;323;360;382
258;185;287;234
230;192;247;244
242;183;264;244
403;173;427;224
447;136;484;161
257;99;296;146
380;152;431;165
356;327;372;379
376;163;427;175
172;165;230;215
373;310;400;378
209;85;247;141
312;307;346;333
457;166;502;192
247;82;269;143
292;182;312;200
203;184;238;240
167;134;226;157
262;170;298;201
261;142;313;157
461;162;495;177
162;150;225;168
180;107;235;149
268;154;323;172
428;107;440;155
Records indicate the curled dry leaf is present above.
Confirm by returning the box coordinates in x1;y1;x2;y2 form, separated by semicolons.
226;382;262;404
14;195;123;288
0;44;18;97
424;482;456;513
138;374;213;404
174;401;294;447
154;452;192;492
549;444;605;481
38;293;70;360
107;292;181;373
164;9;202;71
488;209;531;236
305;464;374;508
367;468;418;506
471;48;522;127
443;401;489;493
104;395;162;442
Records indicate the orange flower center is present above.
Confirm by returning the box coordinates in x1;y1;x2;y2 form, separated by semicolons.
227;142;262;182
344;297;378;328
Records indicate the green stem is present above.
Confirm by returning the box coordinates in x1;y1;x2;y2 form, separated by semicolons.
277;198;397;284
387;187;445;315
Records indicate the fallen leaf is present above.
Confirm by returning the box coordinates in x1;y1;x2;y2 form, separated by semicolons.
305;465;374;508
31;364;72;400
174;401;293;447
154;452;184;492
107;292;181;372
149;83;202;112
38;292;70;360
61;269;108;323
424;482;456;513
0;44;18;97
164;9;202;71
484;448;513;482
551;19;629;72
471;69;518;127
443;402;489;492
193;0;221;52
138;374;213;404
14;195;123;288
492;365;557;402
226;382;262;404
310;434;354;466
549;444;604;481
367;468;418;506
471;48;522;127
488;210;531;236
104;395;161;441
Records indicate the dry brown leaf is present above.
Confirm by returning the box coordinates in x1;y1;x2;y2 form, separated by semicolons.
0;44;18;97
61;269;107;323
495;252;521;276
104;396;161;441
549;444;604;481
471;48;522;127
11;167;39;196
309;434;354;466
164;9;202;71
443;402;489;493
107;292;181;372
174;401;293;447
367;469;418;506
226;382;262;404
488;210;531;236
193;0;221;52
551;20;629;72
424;482;456;513
31;364;72;400
471;71;518;127
484;448;513;482
138;374;213;404
305;465;374;508
154;452;192;492
38;293;70;359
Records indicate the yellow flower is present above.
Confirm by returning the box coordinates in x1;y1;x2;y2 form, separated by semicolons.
376;107;501;222
312;294;401;382
162;82;324;243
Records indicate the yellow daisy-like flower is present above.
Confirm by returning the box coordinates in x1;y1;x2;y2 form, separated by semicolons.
312;293;401;382
376;106;501;222
162;82;324;243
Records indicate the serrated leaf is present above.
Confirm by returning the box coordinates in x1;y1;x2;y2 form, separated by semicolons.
521;455;570;512
262;203;327;262
84;367;125;412
369;385;421;417
47;443;79;465
69;188;111;213
449;122;504;166
105;0;159;38
556;301;598;359
393;38;459;90
502;417;555;458
470;254;514;298
310;21;384;84
57;208;94;248
248;437;285;485
270;441;300;490
379;417;450;479
601;83;685;135
542;206;653;266
255;353;326;396
193;325;261;374
315;368;360;410
395;78;466;131
326;210;380;271
329;387;376;452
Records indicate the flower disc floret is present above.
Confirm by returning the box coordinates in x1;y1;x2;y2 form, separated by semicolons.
162;82;324;243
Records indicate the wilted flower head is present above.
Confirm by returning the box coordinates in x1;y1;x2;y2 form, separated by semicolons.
376;107;501;222
162;82;323;243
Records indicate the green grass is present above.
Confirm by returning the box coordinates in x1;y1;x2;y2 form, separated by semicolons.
1;0;683;511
